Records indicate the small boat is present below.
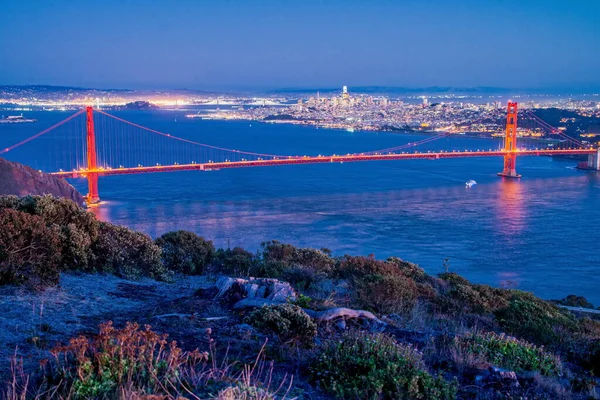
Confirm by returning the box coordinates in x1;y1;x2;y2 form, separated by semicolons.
0;114;37;124
465;179;477;188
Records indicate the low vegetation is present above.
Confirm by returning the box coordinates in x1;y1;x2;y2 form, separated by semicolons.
309;331;457;399
1;195;600;399
454;331;562;376
155;230;215;275
8;321;288;400
246;303;317;347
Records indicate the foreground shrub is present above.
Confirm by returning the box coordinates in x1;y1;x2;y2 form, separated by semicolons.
91;222;170;281
155;230;215;275
213;246;258;276
246;303;317;347
455;332;561;376
0;195;100;271
281;265;328;291
0;208;62;287
0;195;98;238
309;331;457;399
44;321;208;399
387;256;429;282
494;291;577;347
335;255;400;280
254;240;335;280
554;294;595;309
355;273;418;314
8;322;293;399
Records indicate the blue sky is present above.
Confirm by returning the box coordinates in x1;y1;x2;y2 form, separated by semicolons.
0;0;598;90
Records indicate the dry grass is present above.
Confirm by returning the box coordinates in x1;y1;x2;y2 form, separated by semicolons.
3;329;295;400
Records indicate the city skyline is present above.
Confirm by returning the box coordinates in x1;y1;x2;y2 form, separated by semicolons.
0;0;598;90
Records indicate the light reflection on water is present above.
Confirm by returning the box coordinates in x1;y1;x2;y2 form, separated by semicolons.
83;171;600;303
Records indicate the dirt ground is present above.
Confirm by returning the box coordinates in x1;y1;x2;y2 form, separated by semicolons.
0;273;214;381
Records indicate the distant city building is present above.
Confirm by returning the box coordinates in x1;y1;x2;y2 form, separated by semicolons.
341;85;350;106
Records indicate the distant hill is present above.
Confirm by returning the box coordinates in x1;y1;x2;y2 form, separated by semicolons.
0;84;133;93
0;85;218;101
122;101;159;110
0;158;84;205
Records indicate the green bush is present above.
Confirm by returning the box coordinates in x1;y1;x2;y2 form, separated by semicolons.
250;260;288;278
0;195;99;272
437;272;513;314
335;255;399;280
256;241;335;279
455;332;561;376
291;293;313;309
387;257;429;282
0;208;63;287
309;331;456;399
213;247;258;276
155;230;214;275
554;295;595;309
246;303;317;347
281;265;327;290
355;274;418;314
494;291;577;346
438;272;471;286
91;222;169;281
447;283;510;314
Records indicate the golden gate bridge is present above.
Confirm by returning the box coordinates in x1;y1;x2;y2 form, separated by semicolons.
1;102;598;205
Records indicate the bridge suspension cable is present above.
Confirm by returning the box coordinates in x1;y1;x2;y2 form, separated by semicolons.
94;109;293;159
361;131;454;155
0;109;86;155
522;110;588;148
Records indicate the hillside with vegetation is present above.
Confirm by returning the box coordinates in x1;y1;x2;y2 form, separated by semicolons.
0;158;84;205
1;195;599;399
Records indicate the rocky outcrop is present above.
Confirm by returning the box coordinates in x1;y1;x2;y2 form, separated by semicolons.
198;276;385;328
0;157;84;205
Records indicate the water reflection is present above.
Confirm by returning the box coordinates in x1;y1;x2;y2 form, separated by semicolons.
495;179;527;238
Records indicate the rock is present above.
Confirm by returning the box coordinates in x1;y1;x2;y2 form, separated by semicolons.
489;366;519;387
233;298;285;309
245;283;260;298
203;277;297;309
0;157;85;205
203;277;386;329
304;307;384;325
270;281;296;302
335;319;347;331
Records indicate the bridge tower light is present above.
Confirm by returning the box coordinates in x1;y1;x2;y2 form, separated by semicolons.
498;102;522;178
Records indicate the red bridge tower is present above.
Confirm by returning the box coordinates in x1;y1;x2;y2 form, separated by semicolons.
86;106;100;204
498;101;521;178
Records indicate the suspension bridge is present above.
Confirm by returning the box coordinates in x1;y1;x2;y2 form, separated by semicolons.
1;102;598;204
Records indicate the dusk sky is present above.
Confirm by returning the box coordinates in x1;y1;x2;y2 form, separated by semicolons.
0;0;598;90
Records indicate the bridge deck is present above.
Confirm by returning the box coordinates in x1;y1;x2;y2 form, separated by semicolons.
49;148;595;177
